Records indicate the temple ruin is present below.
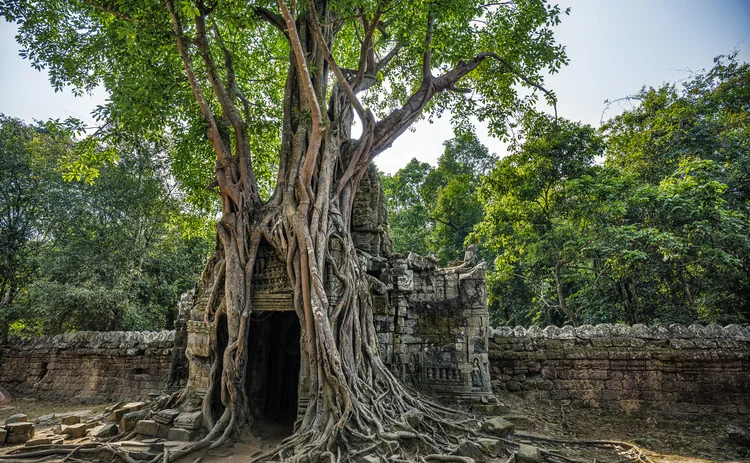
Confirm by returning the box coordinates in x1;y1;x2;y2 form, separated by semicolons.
183;165;495;428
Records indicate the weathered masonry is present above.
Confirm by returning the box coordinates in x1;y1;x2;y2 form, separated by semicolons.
183;165;495;426
2;323;749;415
0;331;174;403
489;324;750;414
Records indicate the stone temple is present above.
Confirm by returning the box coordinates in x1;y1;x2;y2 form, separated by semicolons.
182;165;495;427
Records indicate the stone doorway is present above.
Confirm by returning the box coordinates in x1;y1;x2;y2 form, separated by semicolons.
246;311;301;427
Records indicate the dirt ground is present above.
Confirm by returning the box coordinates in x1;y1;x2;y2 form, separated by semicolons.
2;396;749;463
490;392;750;463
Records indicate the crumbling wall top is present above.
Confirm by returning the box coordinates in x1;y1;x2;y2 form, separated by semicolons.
490;323;750;341
6;330;176;351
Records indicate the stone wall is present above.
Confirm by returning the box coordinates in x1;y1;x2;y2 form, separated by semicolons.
371;251;494;403
3;323;750;413
0;331;175;403
488;324;750;414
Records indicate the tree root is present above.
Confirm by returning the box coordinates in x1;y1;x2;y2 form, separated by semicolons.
514;432;656;463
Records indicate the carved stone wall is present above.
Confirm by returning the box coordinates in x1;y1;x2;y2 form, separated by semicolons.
370;253;494;403
353;165;494;403
488;324;750;414
0;331;174;402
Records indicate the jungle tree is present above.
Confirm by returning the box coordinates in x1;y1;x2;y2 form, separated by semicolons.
2;0;566;460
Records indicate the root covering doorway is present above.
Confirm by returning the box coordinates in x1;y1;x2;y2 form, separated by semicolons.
247;310;301;429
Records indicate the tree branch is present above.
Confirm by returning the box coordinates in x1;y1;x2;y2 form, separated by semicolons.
164;0;239;207
351;5;383;90
308;1;367;123
353;42;404;93
194;9;259;203
422;10;435;84
485;52;558;120
252;6;287;35
276;0;324;188
164;0;227;165
370;50;558;157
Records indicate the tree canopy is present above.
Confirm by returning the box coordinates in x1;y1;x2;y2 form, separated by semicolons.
0;115;212;340
382;131;495;264
473;55;750;327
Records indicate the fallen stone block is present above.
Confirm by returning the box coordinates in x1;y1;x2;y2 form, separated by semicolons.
6;422;35;445
109;408;128;422
480;417;514;438
61;415;80;426
173;411;202;430
91;423;119;438
135;420;169;439
167;427;200;442
35;414;56;424
120;411;148;433
5;413;28;425
154;409;180;425
60;423;89;439
109;402;146;422
455;440;486;462
123;402;146;412
25;437;55;446
516;444;542;463
477;438;503;456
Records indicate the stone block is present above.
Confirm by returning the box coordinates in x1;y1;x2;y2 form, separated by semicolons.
155;409;180;425
6;422;35;444
477;437;503;455
60;423;89;438
173;411;203;430
61;415;80;425
455;440;486;462
167;427;200;442
123;402;145;412
0;429;6;445
120;410;148;433
25;437;63;446
135;420;158;436
91;423;118;438
5;414;28;425
516;444;542;462
481;417;514;437
394;269;414;291
135;420;169;439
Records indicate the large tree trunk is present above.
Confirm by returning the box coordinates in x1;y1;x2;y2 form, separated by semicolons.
161;1;488;460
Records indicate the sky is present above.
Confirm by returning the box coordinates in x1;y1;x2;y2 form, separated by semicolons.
1;0;749;174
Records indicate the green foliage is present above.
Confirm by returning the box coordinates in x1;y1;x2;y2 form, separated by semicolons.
381;159;432;256
0;115;66;341
0;117;213;339
423;132;495;264
476;55;750;327
2;0;567;202
476;115;604;326
382;132;494;264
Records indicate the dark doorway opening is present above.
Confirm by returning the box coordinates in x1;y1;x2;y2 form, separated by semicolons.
246;311;301;429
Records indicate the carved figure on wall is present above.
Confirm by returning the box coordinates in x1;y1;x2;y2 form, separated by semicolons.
471;357;483;389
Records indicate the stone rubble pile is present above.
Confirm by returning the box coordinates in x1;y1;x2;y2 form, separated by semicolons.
0;399;208;450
